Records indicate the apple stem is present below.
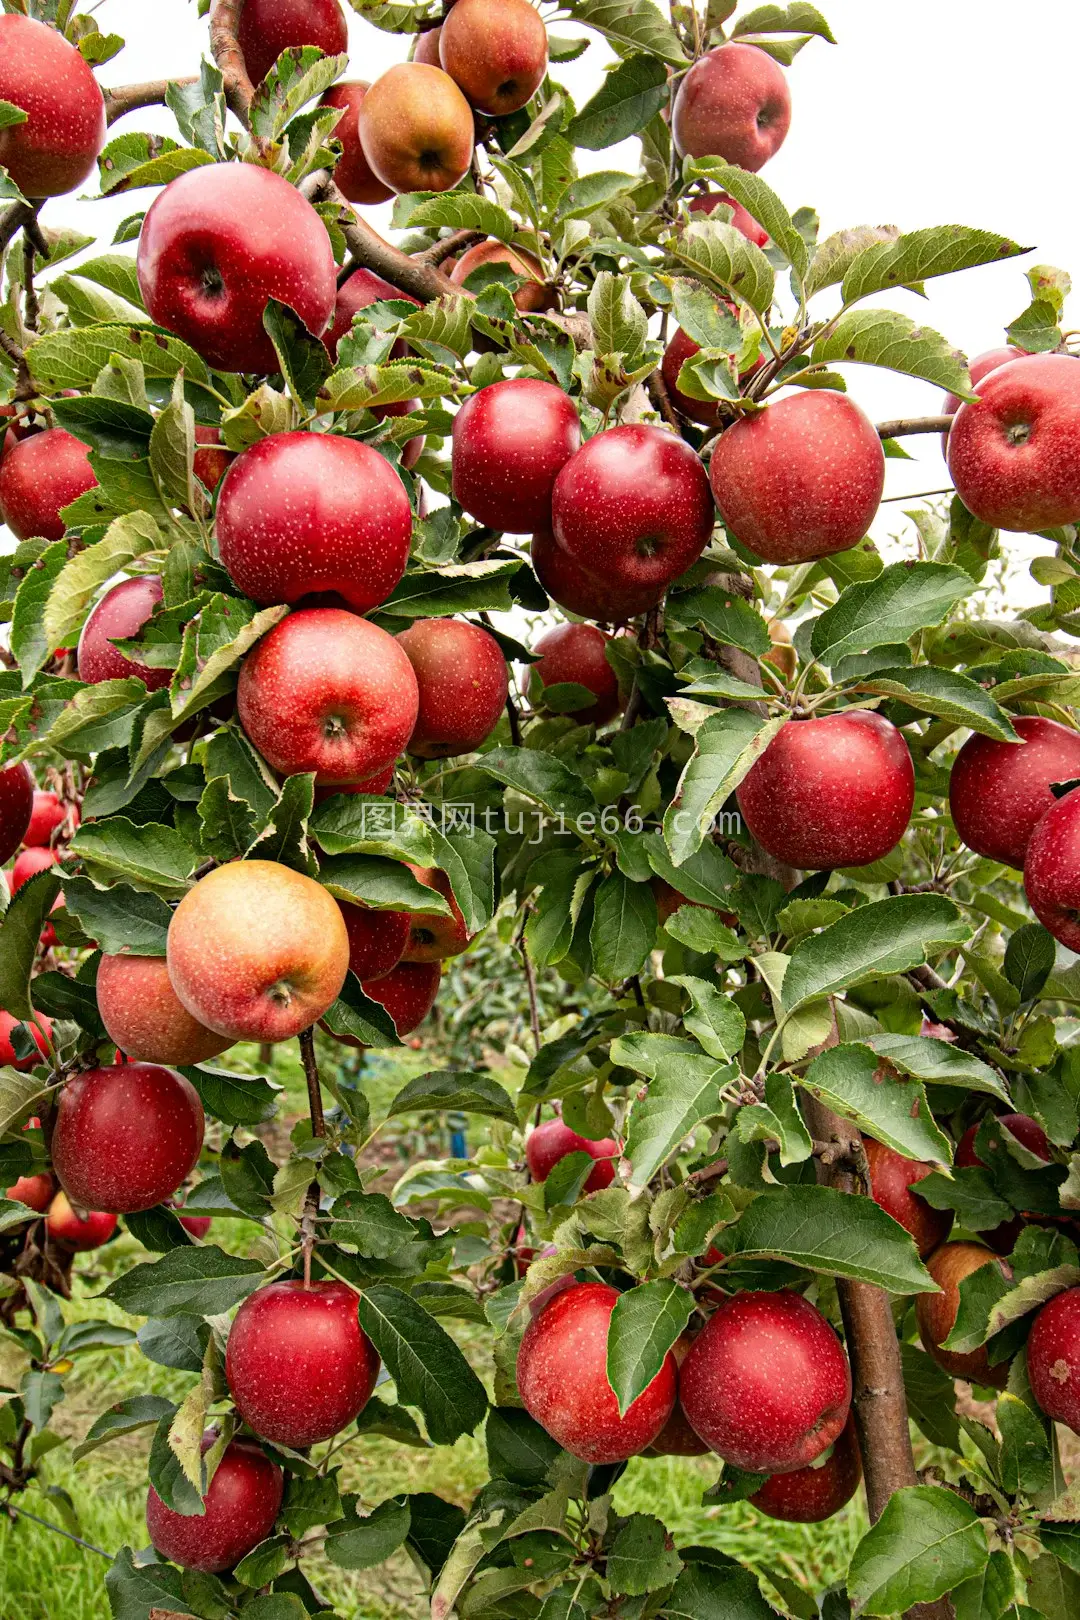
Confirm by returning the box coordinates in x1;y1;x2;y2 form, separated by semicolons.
875;415;955;440
298;1025;325;1287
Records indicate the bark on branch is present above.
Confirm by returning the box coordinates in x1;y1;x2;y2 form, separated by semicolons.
876;415;954;440
209;0;257;123
104;78;198;124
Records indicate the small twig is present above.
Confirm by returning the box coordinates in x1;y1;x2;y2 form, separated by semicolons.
505;689;522;747
416;228;485;267
646;368;682;435
103;77;198;124
518;937;542;1055
3;1502;112;1559
876;415;954;440
22;235;38;333
298;1025;326;1288
209;0;257;124
0;201;35;263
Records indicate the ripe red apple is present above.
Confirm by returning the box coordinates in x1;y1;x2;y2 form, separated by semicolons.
439;0;548;116
672;43;791;171
0;1009;51;1071
238;609;419;783
193;426;235;494
77;575;171;690
688;190;769;247
750;1414;862;1522
955;1111;1049;1254
338;901;410;982
238;0;349;84
647;1335;710;1457
862;1135;952;1259
167;860;350;1043
357;63;475;195
146;1435;283;1573
452;379;580;534
313;763;395;804
324;267;419;360
941;346;1024;451
950;716;1080;870
449;240;557;313
680;1290;852;1472
710;392;885;565
96;955;234;1067
916;1242;1011;1387
51;1063;204;1215
361;959;440;1035
7;1172;54;1214
0;765;34;865
661;326;726;428
517;1282;676;1463
1025;786;1080;951
0;15;106;198
402;866;472;962
525;1117;617;1195
531;529;663;623
176;1208;212;1239
736;711;915;871
396;618;508;759
45;1191;116;1251
0;428;97;542
551;425;714;595
10;845;61;894
412;26;443;65
137;164;337;374
764;616;796;681
1027;1287;1080;1434
947;353;1080;531
22;791;73;850
533;623;621;726
217;432;412;614
320;82;393;205
226;1280;379;1446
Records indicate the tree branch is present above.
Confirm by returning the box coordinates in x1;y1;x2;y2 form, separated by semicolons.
103;77;198;124
298;1024;326;1287
876;415;954;440
416;228;485;267
209;0;257;124
0;202;36;264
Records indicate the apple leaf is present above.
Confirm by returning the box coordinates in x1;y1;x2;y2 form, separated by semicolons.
309;795;436;866
621;1049;736;1191
781;895;970;1011
854;666;1018;743
567;55;668;150
668;218;775;317
357;1283;488;1445
606;1512;684;1594
590;869;657;982
666;588;773;655
848;1486;988;1615
70;817;196;898
667;975;746;1062
72;1394;176;1462
559;0;687;64
726;1184;936;1293
946;1229;1080;1354
685;159;810;280
473;746;595;823
664;709;781;865
262;298;333;412
810;561;975;664
28;321;210;391
321;972;402;1048
377;559;522;619
318;854;450;914
864;1034;1009;1102
405;191;515;242
0;868;63;1023
180;1067;281;1128
97;130;215;195
799;1043;952;1164
384;1069;517;1124
104;1245;264;1318
325;1496;412;1572
841;226;1027;307
813;307;971;394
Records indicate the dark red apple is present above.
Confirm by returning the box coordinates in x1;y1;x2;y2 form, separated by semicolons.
146;1435;283;1573
338;901;410;982
0;428;98;542
361;959;440;1036
1028;1287;1080;1434
412;26;443;65
438;0;548;116
96;954;234;1067
688;190;769;246
862;1136;952;1259
176;1209;212;1239
45;1191;117;1251
193;426;235;493
238;0;349;84
533;623;621;726
531;528;663;623
396;618;508;759
661;326;726;428
452;379;580;534
672;43;791;171
647;1335;710;1457
0;1009;51;1071
950;716;1080;870
448;240;558;313
947;353;1080;531
750;1414;862;1522
0;14;106;198
313;763;395;804
1025;786;1080;951
955;1111;1050;1254
402;866;472;962
0;765;34;865
51;1063;204;1215
324;265;419;360
320;82;393;204
916;1242;1011;1387
77;576;171;690
22;790;74;850
525;1117;617;1195
10;845;61;894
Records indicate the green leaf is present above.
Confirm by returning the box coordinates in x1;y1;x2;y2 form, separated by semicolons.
645;832;738;912
377;558;519;619
588;271;648;362
899;1342;961;1451
997;1391;1053;1496
666;588;772;655
44;517;166;655
385;1069;517;1124
182;1067;281;1128
917;1167;1012;1233
731;3;836;42
668;975;746;1062
61;879;171;958
857;666;1018;742
325;1496;411;1571
559;0;688;64
568;54;668;149
321;973;402;1049
11;542;69;686
782;895;970;1011
590;870;656;981
357;1284;488;1445
69;818;196;898
405;192;514;242
607;1281;692;1416
684;160;809;280
475;747;594;822
665;1558;776;1620
27;323;210;391
865;1033;1008;1102
262;297;333;412
620;1046;735;1192
800;1044;952;1164
664;710;780;865
811;561;975;664
0;100;28;129
1004;924;1056;1002
249;45;348;140
848;1486;988;1615
309;796;435;866
670;218;775;316
72;1394;176;1462
813;308;971;393
104;1246;264;1318
727;1184;936;1293
606;1512;683;1595
97;131;215;194
841;226;1027;305
328;1191;415;1259
0;870;62;1021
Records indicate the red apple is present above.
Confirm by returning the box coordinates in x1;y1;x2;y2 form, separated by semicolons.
949;716;1080;870
517;1282;677;1463
947;353;1080;531
146;1435;283;1573
77;575;171;690
96;954;234;1067
7;1172;54;1214
672;43;791;171
710;392;885;565
647;1335;710;1457
449;240;557;313
361;959;440;1035
237;609;419;783
439;0;548;116
320;81;393;205
45;1191;116;1251
750;1414;862;1522
402;866;472;962
357;63;475;195
137;164;337;374
51;1063;204;1215
661;326;727;428
0;765;34;865
226;1279;379;1446
917;1242;1012;1387
955;1111;1049;1254
531;528;663;623
0;14;106;198
22;791;73;850
452;379;579;534
941;346;1024;451
0;1009;51;1071
396;618;508;759
688;190;769;247
412;26;443;65
862;1135;952;1259
177;1210;212;1239
1028;1287;1080;1434
1025;786;1080;951
167;860;350;1043
238;0;349;85
10;845;61;894
324;266;419;361
736;711;915;871
193;426;235;494
551;425;714;595
338;901;410;982
525;1117;617;1195
533;623;621;726
313;763;395;804
0;428;97;542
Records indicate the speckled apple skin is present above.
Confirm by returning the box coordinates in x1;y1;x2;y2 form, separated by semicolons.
51;1063;205;1214
525;1118;617;1195
320;83;394;207
238;609;419;783
1028;1287;1080;1433
647;1334;709;1456
338;901;410;982
361;960;440;1035
950;716;1080;869
517;1282;676;1463
710;391;885;565
167;860;350;1042
672;43;791;170
0;765;33;866
662;327;723;428
1024;787;1080;951
552;425;714;592
396;618;508;759
916;1243;1011;1387
688;191;769;246
0;429;98;543
9;844;60;894
439;0;549;116
452;379;580;534
449;242;556;313
7;1172;54;1213
750;1415;862;1522
137;165;337;374
862;1136;952;1259
357;62;475;195
533;623;621;726
77;576;169;689
948;353;1080;531
531;530;662;623
402;865;471;962
96;955;234;1067
239;0;349;84
147;1437;283;1573
680;1291;852;1473
0;1009;50;1071
217;432;412;613
226;1280;380;1446
326;266;418;359
736;711;914;871
941;347;1024;425
0;15;106;198
23;790;70;849
46;1192;116;1250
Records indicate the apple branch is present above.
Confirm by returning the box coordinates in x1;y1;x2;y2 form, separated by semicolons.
103;77;198;124
876;415;954;439
415;228;486;267
298;1024;326;1287
208;0;257;122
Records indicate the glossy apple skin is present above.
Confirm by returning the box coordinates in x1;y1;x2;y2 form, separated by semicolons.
0;15;106;199
916;1242;1011;1387
0;765;34;866
226;1280;379;1446
193;426;235;494
45;1191;117;1251
51;1063;204;1215
525;1118;617;1195
0;1009;51;1071
517;1282;676;1463
238;609;419;783
96;955;234;1067
552;425;715;594
449;241;557;313
314;764;395;805
661;326;725;428
648;1337;710;1457
452;379;580;533
324;267;419;361
147;1436;283;1574
137;164;337;374
167;861;350;1044
680;1290;852;1473
673;43;791;171
439;0;548;116
956;1112;1049;1254
178;1211;212;1239
357;63;475;195
941;346;1024;450
947;353;1080;531
10;845;61;894
1025;787;1080;951
337;901;410;984
77;576;170;690
950;716;1080;870
688;191;769;246
218;432;412;614
533;623;621;727
750;1414;862;1522
531;529;663;623
0;428;98;543
7;1172;54;1213
238;0;348;84
1028;1287;1080;1434
710;392;885;565
360;959;440;1036
412;25;443;65
320;82;393;205
737;711;915;871
396;618;507;760
402;866;472;962
23;790;71;850
862;1136;952;1259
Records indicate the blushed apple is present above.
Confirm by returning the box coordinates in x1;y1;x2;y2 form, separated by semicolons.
402;866;472;962
325;266;420;361
525;1117;617;1195
361;959;440;1036
950;716;1080;870
862;1136;952;1259
396;618;507;759
672;43;791;171
96;955;234;1067
449;240;557;313
338;900;411;983
0;428;98;542
452;378;580;534
439;0;548;116
1024;786;1080;951
916;1242;1011;1387
533;623;622;726
320;82;394;205
77;575;171;691
146;1435;283;1573
750;1414;862;1522
0;765;34;866
1027;1287;1080;1434
45;1192;116;1251
238;0;349;84
51;1062;205;1214
688;190;770;246
0;1009;51;1071
0;14;106;198
947;353;1080;531
531;528;664;623
22;791;74;850
357;63;475;195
